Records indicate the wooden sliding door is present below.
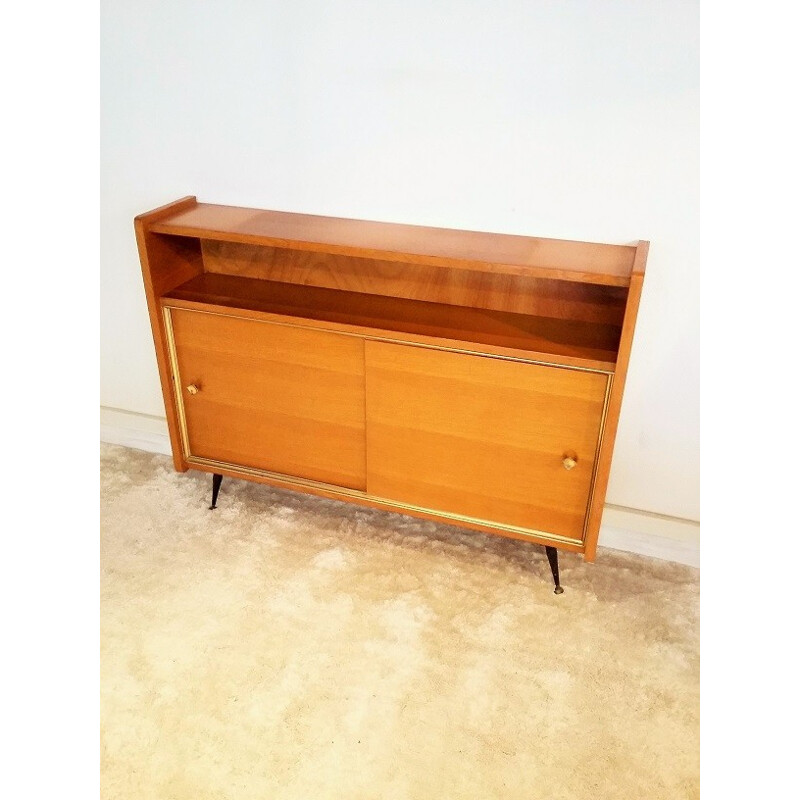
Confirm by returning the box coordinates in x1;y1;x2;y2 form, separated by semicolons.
365;341;609;541
166;308;367;490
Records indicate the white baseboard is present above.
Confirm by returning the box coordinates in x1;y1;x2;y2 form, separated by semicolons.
100;406;172;456
100;406;699;568
598;505;699;568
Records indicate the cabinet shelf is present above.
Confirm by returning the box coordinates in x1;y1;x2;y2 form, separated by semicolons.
164;272;621;370
149;202;637;287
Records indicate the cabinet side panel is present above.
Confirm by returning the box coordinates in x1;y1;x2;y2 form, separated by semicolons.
583;242;649;560
135;197;201;470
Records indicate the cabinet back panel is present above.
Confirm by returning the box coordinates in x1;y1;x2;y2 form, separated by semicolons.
200;239;627;326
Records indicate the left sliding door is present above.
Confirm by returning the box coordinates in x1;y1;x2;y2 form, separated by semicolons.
165;307;367;490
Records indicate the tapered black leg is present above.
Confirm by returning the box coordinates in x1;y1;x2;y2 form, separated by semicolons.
545;546;564;594
210;473;223;510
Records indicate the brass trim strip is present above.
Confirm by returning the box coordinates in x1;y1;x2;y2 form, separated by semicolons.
580;373;613;543
162;304;614;549
185;454;585;547
161;302;615;375
162;306;191;460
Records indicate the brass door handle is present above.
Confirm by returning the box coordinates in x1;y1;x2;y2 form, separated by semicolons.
562;456;577;471
186;384;200;395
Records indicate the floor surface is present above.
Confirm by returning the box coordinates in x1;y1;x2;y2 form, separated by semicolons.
100;443;699;799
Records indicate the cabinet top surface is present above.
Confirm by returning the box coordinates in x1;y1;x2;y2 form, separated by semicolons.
145;200;642;286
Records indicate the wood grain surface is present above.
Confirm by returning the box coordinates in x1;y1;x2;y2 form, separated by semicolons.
150;203;637;286
169;308;367;490
365;341;609;540
201;240;628;324
166;272;622;368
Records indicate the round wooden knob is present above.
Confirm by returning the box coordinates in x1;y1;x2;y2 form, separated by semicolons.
562;456;577;471
186;384;200;395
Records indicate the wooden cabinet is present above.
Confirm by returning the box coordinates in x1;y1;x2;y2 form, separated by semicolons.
136;197;647;573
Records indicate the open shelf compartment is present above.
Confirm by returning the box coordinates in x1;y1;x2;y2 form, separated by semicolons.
163;259;624;370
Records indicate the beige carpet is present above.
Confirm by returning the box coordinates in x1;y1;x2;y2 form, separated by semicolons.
100;443;699;799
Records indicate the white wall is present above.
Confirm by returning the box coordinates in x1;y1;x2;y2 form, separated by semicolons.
101;0;699;522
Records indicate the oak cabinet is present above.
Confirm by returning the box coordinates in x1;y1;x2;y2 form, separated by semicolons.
136;197;647;582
